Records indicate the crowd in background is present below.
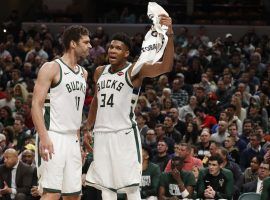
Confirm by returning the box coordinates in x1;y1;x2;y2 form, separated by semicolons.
0;16;270;199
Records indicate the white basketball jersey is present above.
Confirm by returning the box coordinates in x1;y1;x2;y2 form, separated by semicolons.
94;63;140;132
44;59;86;133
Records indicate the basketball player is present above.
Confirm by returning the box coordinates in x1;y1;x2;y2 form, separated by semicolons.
31;25;91;200
85;14;174;200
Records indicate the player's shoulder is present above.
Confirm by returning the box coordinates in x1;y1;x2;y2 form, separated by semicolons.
38;60;60;77
94;65;107;79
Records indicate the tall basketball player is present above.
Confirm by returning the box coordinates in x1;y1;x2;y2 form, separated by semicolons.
31;25;91;200
85;14;174;200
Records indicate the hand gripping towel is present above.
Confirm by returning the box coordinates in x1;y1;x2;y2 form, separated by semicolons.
131;2;169;76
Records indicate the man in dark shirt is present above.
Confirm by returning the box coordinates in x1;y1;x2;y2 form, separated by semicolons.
152;140;170;172
197;155;234;199
158;156;196;199
141;144;161;199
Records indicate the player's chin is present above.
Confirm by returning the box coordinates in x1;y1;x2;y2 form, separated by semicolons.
108;58;118;65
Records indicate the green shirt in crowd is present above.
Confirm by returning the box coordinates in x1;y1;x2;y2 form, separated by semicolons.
141;162;161;198
159;170;196;198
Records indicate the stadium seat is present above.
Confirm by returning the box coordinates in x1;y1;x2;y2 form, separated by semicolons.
238;192;261;200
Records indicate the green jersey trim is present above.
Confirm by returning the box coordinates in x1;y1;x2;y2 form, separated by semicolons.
108;62;131;74
51;61;62;88
59;58;80;75
44;106;50;130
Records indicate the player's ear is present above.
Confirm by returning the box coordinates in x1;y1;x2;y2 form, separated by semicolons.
124;50;130;58
70;40;77;49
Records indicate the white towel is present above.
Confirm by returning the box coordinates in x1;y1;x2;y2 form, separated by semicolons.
131;2;169;76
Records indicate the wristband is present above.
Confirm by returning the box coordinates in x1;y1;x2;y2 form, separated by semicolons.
181;189;189;198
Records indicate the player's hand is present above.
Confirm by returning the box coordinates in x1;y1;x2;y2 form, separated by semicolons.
0;181;11;195
159;14;173;32
171;168;182;183
31;186;41;197
39;134;54;161
83;130;93;153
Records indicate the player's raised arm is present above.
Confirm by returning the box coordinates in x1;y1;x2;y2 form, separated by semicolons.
136;14;174;79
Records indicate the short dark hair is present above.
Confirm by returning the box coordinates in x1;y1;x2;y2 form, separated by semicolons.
142;144;152;160
62;25;89;51
111;32;131;50
208;155;223;165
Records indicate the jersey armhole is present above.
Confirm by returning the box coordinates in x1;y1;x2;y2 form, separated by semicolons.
125;65;133;88
51;60;62;88
96;65;106;82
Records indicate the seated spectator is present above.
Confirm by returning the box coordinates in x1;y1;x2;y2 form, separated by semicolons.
165;143;202;172
140;144;161;200
136;112;149;144
168;108;186;135
158;156;196;199
196;155;234;200
154;124;174;155
144;129;157;154
152;140;170;172
0;148;34;200
163;115;182;143
171;78;189;108
0;106;15;127
21;149;35;167
228;123;247;153
183;122;200;145
244;155;264;184
0;134;7;164
242;161;270;194
210;120;229;144
178;95;197;122
240;132;266;171
196;128;211;160
194;106;217;131
224;136;240;164
218;147;243;199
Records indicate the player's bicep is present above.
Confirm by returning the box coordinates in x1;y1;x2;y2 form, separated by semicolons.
32;63;56;105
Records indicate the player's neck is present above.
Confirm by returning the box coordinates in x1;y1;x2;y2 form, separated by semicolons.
110;61;128;73
61;54;78;69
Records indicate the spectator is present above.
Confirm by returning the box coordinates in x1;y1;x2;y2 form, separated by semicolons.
168;108;186;135
163;115;182;143
165;143;202;172
152;140;170;172
140;144;161;199
194;106;217;130
224;136;240;164
240;132;266;171
178;95;197;122
196;155;234;200
210;120;229;144
197;128;211;160
25;40;48;61
244;155;264;183
218;147;243;199
170;78;188;108
159;156;196;199
242;161;270;194
0;148;34;200
183;122;200;145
